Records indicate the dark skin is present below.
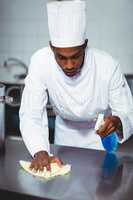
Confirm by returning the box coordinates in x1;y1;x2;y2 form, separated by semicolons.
96;116;123;139
30;39;123;172
30;151;62;172
49;39;88;77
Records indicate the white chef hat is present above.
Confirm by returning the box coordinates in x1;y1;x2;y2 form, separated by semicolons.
47;0;86;48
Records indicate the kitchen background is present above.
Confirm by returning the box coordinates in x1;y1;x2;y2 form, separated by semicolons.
0;0;133;142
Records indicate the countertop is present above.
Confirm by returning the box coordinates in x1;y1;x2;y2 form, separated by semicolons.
0;136;133;200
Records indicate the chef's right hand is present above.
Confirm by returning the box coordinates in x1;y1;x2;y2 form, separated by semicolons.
30;150;62;172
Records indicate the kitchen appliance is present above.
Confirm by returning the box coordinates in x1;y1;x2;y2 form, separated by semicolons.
125;74;133;95
0;58;27;137
0;83;5;153
4;83;24;137
0;81;55;143
0;83;13;153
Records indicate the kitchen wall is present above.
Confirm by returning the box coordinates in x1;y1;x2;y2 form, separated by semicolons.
0;0;133;74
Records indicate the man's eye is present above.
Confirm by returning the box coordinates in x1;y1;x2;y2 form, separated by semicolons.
72;56;79;59
58;55;66;60
72;54;81;60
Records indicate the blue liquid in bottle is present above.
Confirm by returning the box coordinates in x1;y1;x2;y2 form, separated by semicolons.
101;132;118;153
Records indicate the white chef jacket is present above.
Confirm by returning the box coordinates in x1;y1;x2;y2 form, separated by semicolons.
19;46;133;156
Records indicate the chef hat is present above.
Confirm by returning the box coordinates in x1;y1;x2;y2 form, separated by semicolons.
47;0;86;47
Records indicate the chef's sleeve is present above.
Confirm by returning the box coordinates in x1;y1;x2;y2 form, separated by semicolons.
109;63;133;143
19;54;50;157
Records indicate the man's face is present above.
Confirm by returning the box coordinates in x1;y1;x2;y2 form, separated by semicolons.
50;40;88;77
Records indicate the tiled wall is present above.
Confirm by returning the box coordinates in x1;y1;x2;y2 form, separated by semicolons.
0;0;133;73
0;0;49;67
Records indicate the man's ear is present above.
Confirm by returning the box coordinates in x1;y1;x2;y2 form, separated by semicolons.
49;41;54;51
84;39;88;48
49;41;57;58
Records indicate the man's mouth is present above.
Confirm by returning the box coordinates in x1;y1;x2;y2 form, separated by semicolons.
63;69;80;77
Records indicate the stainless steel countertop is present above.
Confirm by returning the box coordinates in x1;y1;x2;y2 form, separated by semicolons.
0;136;133;200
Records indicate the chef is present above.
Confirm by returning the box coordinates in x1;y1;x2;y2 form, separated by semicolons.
19;0;133;171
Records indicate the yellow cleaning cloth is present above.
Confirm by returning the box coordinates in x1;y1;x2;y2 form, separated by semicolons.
19;160;71;180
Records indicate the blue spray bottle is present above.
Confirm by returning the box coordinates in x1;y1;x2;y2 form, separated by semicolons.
95;113;118;153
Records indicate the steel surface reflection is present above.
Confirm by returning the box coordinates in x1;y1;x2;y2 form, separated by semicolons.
96;153;123;198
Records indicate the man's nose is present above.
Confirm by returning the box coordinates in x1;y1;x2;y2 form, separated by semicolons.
65;59;75;69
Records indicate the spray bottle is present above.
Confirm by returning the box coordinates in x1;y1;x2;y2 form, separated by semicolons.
95;113;118;153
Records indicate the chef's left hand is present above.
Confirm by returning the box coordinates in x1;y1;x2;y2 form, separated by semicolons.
96;116;123;139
